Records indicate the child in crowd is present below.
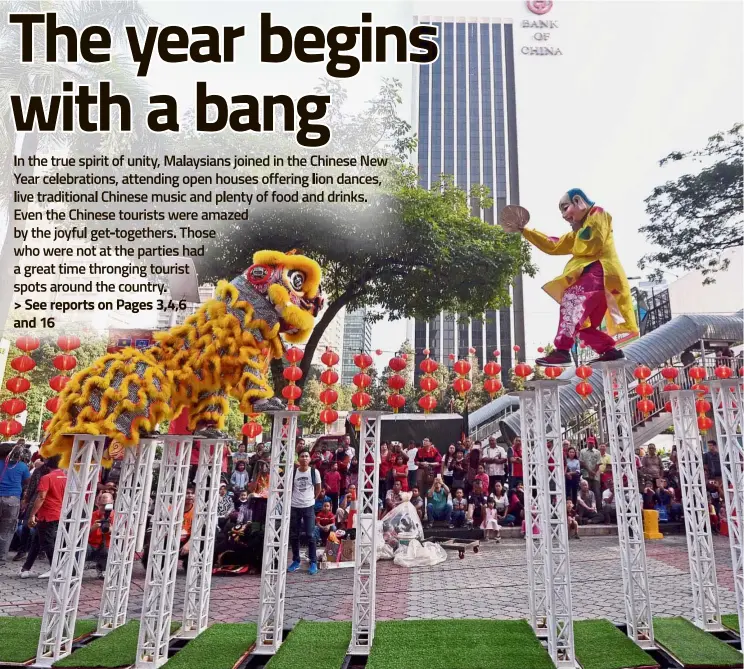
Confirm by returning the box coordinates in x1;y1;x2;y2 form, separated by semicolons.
230;461;249;493
392;454;409;492
451;488;467;528
315;501;336;546
474;464;490;496
452;451;467;494
234;489;249;511
566;500;580;540
481;498;501;542
324;462;342;512
409;486;425;521
314;487;332;513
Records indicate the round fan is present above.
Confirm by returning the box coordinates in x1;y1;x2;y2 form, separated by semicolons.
498;205;530;233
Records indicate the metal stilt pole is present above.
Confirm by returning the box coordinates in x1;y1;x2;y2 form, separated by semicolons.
135;444;158;553
182;438;225;638
98;439;158;633
668;390;722;631
599;362;655;648
36;435;106;667
710;379;744;645
531;381;577;669
135;436;193;669
515;390;548;636
255;412;299;655
349;411;383;655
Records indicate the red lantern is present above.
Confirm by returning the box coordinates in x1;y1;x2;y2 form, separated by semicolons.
637;399;655;415
423;348;430;356
387;394;406;410
46;396;61;413
15;335;40;352
697;415;714;432
283;366;303;382
537;347;544;353
353;353;373;370
320;369;339;385
715;366;733;380
493;350;501;357
453;378;472;395
319;408;339;425
242;421;262;439
387;374;406;391
419;358;438;374
448;353;455;361
401;353;408;361
375;349;383;356
576;382;593;399
352;373;372;389
352;392;372;408
663;383;681;392
321;349;340;367
349;413;362;428
691;383;709;394
689;366;707;380
319;388;338;405
389;356;406;372
664;401;672;413
11;356;35;373
42;419;52;432
53;355;77;371
281;385;302;401
576;365;592;380
515;363;532;378
661;367;679;380
57;335;81;352
695;399;712;414
49;375;70;392
513;345;521;352
468;347;476;354
453;359;471;376
1;398;26;416
635;383;653;398
484;378;502;397
6;377;31;394
484;362;501;377
420;377;439;393
418;395;437;413
544;366;563;379
0;419;23;437
633;365;652;381
285;347;304;364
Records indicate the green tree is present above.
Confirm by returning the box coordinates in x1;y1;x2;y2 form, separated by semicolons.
640;123;743;284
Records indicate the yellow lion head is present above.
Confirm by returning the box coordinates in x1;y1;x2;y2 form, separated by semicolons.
244;250;323;343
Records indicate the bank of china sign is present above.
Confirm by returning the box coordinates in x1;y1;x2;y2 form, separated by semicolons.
522;0;563;56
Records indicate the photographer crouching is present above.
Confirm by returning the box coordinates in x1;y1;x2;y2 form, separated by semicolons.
87;492;114;579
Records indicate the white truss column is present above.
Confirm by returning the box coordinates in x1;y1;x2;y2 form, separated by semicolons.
136;437;194;669
710;379;744;644
136;443;158;553
599;362;655;648
350;411;383;655
36;435;107;667
255;412;299;655
668;390;722;631
531;380;577;669
98;439;158;634
515;390;547;636
182;438;226;638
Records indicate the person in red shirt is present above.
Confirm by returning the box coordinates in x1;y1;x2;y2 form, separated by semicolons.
87;492;114;578
392;454;409;492
21;456;66;579
315;501;336;545
509;439;524;489
323;462;341;512
414;438;442;493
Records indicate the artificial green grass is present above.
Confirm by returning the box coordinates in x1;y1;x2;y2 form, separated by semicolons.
654;617;743;668
0;617;96;664
162;623;257;669
722;614;740;633
574;619;658;669
266;621;351;669
54;620;179;667
366;619;554;669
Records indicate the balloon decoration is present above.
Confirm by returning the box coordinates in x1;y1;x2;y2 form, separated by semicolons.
43;334;82;432
452;358;472;399
418;351;439;414
350;352;374;429
319;348;340;430
281;347;304;410
387;354;407;413
242;413;262;439
483;351;502;399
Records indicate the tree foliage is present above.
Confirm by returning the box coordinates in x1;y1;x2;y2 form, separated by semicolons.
640;123;743;283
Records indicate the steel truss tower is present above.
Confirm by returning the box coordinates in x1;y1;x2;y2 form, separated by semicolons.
667;389;722;631
530;381;577;668
255;412;300;655
36;435;107;667
599;362;655;647
710;379;744;645
349;412;383;655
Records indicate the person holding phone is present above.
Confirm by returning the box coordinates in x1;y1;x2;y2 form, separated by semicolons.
87;492;115;579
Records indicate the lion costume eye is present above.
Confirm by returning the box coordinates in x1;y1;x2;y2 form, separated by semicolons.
288;269;305;292
247;264;271;285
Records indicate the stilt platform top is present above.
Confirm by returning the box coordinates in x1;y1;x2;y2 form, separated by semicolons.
526;379;572;389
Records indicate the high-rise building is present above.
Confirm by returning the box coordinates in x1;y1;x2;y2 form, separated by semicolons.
341;308;373;385
412;17;525;382
309;306;345;369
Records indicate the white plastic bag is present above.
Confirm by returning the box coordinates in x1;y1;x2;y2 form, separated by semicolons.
393;539;447;568
380;496;424;544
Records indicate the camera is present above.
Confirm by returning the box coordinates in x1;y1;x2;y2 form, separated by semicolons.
100;503;114;534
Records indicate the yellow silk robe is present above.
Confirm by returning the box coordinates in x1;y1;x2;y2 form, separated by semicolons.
522;206;638;336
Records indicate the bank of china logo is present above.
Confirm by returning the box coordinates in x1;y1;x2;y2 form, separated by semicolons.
527;0;554;14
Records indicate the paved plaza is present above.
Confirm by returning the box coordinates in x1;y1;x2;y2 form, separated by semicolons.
0;536;737;625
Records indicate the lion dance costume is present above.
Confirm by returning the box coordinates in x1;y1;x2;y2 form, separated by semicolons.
41;250;323;467
521;189;638;367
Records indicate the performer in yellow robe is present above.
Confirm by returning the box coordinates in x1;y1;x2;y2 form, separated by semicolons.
516;188;638;366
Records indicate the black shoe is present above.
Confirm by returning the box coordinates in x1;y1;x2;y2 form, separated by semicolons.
193;426;229;440
253;397;286;411
13;552;27;562
588;348;625;365
535;350;572;366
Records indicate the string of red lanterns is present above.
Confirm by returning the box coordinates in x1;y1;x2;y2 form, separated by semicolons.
452;357;472;399
281;347;304;410
0;336;40;438
242;413;262;440
350;352;373;429
633;365;655;416
483;350;503;399
44;335;82;433
319;348;340;430
386;354;407;413
418;349;438;414
575;364;593;400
